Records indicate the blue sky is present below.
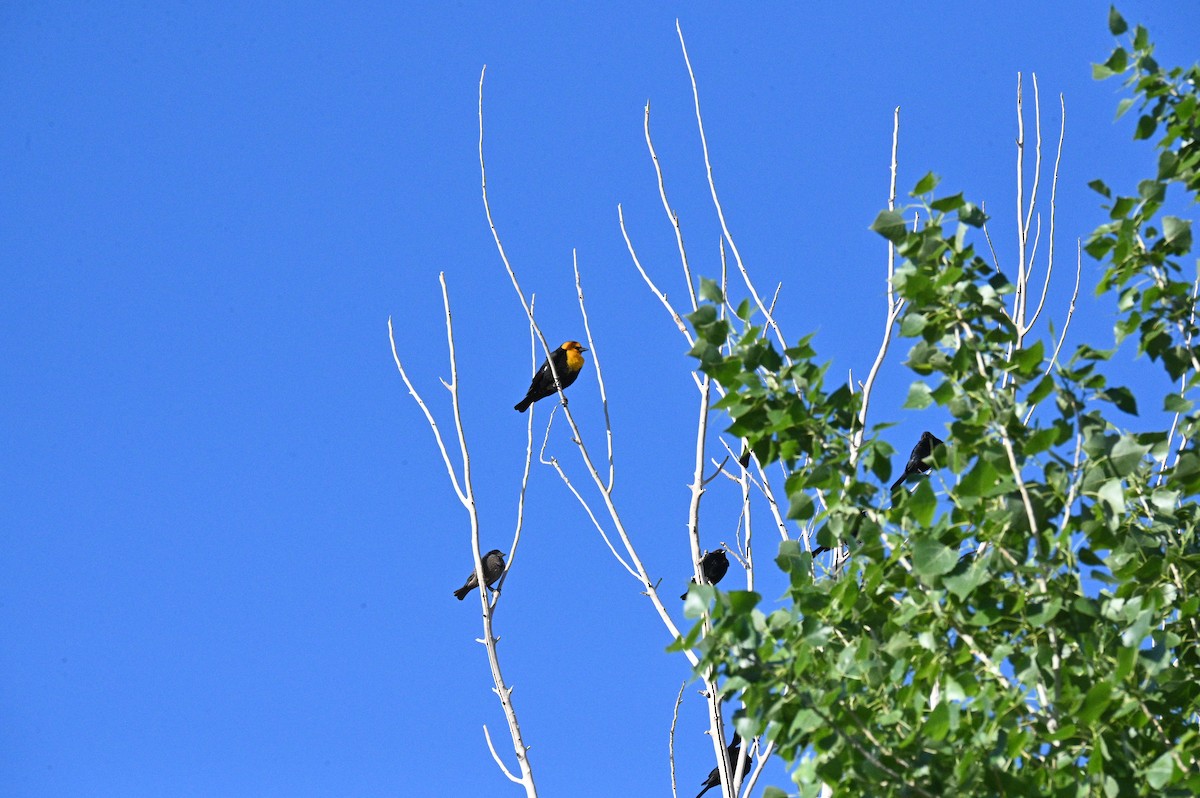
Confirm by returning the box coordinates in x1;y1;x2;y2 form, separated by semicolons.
3;3;1197;796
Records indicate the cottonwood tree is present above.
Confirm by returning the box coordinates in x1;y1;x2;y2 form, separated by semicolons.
690;9;1200;797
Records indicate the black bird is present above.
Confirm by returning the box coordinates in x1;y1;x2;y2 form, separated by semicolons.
514;341;588;412
681;549;730;600
697;737;744;798
890;431;944;492
453;549;506;600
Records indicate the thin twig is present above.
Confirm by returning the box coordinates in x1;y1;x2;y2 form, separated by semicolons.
1044;240;1082;375
574;253;616;490
669;680;687;798
645;101;699;313
981;203;1002;272
1160;274;1200;484
1015;73;1026;330
388;316;467;506
851;106;906;465
1025;93;1066;333
676;20;789;359
538;412;637;577
740;738;775;798
482;724;522;784
619;204;696;346
499;296;538;595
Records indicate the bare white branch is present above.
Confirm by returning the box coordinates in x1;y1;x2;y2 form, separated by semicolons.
388;316;468;506
574;253;616;490
1045;240;1082;376
645;101;700;313
1025;93;1066;334
482;724;523;784
851;105;906;465
669;680;687;798
1160;274;1200;484
676;20;789;359
619;204;697;346
740;738;775;798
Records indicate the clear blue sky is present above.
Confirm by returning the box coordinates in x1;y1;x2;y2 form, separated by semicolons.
3;3;1197;796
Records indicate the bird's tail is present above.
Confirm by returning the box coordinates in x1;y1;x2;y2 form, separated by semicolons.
514;397;532;413
454;586;471;600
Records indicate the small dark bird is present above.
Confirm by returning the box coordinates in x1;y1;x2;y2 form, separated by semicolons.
453;549;506;600
681;549;730;600
697;737;743;798
890;431;944;492
737;447;752;469
514;341;588;412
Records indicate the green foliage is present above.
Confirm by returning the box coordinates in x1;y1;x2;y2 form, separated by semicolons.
684;11;1200;797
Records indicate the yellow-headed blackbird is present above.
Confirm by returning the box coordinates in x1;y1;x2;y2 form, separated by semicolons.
891;430;944;491
514;341;588;413
681;549;731;599
697;737;744;798
453;549;506;600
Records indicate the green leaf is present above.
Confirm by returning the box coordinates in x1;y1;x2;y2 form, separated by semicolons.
1027;375;1056;405
1162;216;1192;251
925;700;951;741
959;203;988;227
763;789;790;798
1133;24;1149;50
1088;179;1112;198
1145;750;1176;789
906;481;937;525
726;590;760;613
1108;6;1127;35
1105;47;1129;74
871;210;908;243
699;277;724;304
930;193;965;213
912;172;940;195
903;382;933;409
911;538;957;579
1135;114;1157;140
900;313;928;337
945;560;989;600
1010;340;1045;377
1164;393;1193;413
787;491;815;521
1100;385;1138;415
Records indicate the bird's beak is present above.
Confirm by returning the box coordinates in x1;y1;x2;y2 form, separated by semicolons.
578;346;588;352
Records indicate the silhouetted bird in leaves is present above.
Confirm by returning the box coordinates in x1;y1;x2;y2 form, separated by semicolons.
514;341;588;412
891;431;944;492
697;737;744;798
453;549;506;600
681;549;730;599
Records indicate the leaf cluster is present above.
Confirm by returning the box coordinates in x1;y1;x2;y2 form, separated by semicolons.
681;11;1200;796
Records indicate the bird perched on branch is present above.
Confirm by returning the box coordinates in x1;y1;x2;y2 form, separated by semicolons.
514;341;588;412
697;737;744;798
890;431;944;492
453;549;506;600
681;549;731;599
